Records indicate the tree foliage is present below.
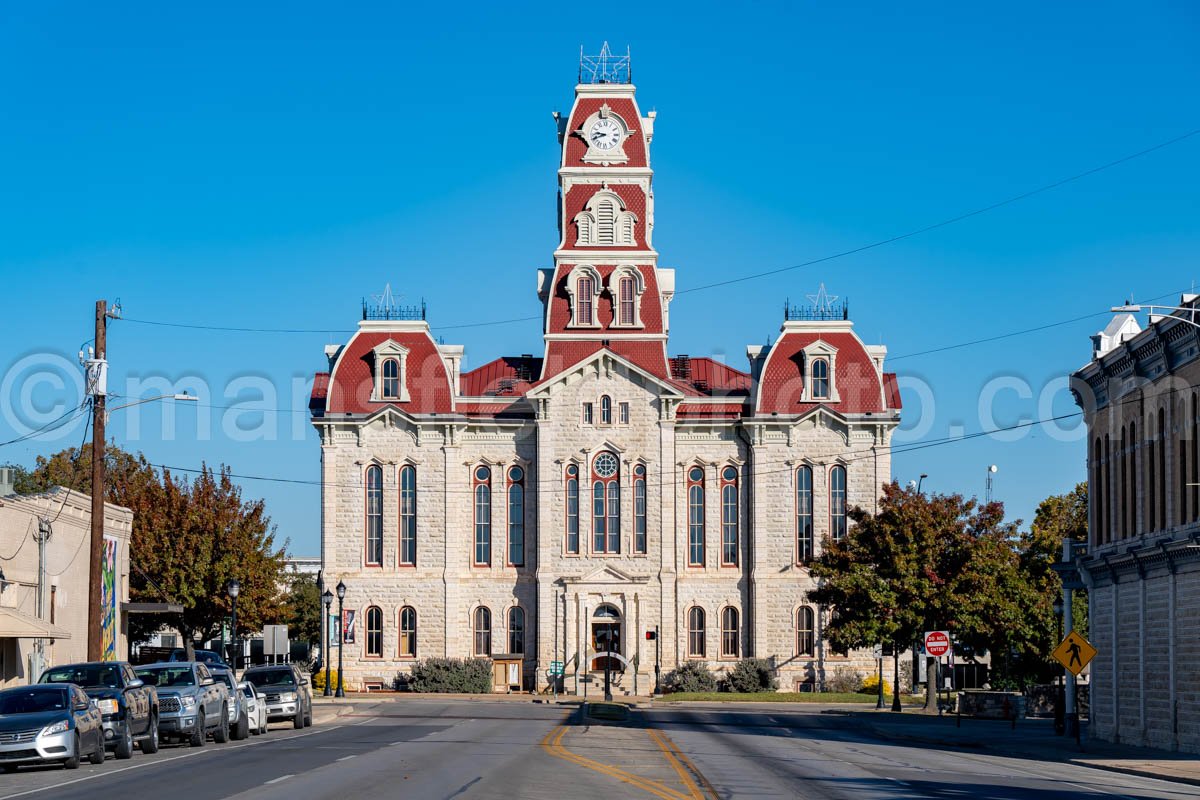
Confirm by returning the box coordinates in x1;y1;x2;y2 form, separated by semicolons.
16;444;288;650
283;570;321;648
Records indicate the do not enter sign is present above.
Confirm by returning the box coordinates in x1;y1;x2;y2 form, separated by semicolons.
924;630;951;657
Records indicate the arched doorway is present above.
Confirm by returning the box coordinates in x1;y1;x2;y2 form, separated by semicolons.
591;604;623;672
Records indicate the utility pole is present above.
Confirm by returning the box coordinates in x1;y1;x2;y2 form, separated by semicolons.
87;300;108;661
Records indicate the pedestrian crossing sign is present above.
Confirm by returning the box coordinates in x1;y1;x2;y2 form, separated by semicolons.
1052;630;1096;676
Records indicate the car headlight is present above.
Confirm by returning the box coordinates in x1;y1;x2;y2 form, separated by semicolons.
181;696;197;709
280;692;297;702
97;699;119;714
40;720;69;737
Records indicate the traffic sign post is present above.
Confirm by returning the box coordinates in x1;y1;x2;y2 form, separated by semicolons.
1052;631;1096;676
924;630;951;657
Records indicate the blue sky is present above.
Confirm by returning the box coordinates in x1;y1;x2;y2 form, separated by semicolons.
1;2;1197;555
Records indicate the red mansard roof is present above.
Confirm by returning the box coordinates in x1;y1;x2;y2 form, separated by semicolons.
540;340;669;383
323;328;454;415
546;264;664;335
669;356;751;397
309;372;330;417
883;372;902;410
755;330;898;416
562;96;648;169
560;184;648;252
460;356;543;397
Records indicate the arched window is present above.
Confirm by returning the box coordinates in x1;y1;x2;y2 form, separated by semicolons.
1180;416;1188;528
508;607;525;654
592;452;620;554
688;467;705;566
600;395;612;425
365;606;383;658
507;466;525;566
796;466;814;562
720;607;739;658
381;358;400;400
829;465;847;540
398;606;416;658
1120;425;1128;538
1093;438;1104;547
1104;433;1113;543
720;466;738;567
565;464;580;554
474;466;492;566
633;464;647;554
1193;393;1199;522
365;465;383;566
577;276;595;325
796;607;815;656
574;190;637;246
1128;421;1137;535
399;465;416;566
1147;416;1157;533
811;358;830;400
687;607;706;658
618;276;636;326
473;607;492;656
1158;408;1166;532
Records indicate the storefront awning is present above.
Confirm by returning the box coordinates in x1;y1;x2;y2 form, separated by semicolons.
0;607;71;639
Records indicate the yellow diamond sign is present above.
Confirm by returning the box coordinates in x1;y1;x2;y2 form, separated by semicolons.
1052;630;1096;676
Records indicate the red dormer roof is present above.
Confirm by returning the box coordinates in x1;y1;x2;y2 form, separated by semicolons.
755;329;896;416
309;372;330;417
669;356;751;397
460;356;543;397
322;327;454;415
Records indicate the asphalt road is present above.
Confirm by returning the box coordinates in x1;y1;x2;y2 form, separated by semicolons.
0;700;1194;800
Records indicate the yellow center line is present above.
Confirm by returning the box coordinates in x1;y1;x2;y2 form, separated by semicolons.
650;729;720;800
540;723;691;800
647;729;704;800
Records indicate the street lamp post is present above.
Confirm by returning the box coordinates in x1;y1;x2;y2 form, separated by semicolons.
1053;597;1065;735
653;624;661;697
322;589;334;697
226;579;240;671
335;580;346;698
602;627;613;702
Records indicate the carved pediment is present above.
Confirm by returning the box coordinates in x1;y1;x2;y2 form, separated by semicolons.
562;563;649;585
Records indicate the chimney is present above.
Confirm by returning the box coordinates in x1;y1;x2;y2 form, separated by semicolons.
0;467;14;497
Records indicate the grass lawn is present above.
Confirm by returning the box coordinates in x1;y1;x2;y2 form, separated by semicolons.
661;691;924;704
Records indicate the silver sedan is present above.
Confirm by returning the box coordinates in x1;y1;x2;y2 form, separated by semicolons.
0;684;105;771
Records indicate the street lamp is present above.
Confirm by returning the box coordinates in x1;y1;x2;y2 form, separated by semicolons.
917;473;927;494
1052;597;1065;735
335;580;346;698
322;589;334;697
226;579;240;671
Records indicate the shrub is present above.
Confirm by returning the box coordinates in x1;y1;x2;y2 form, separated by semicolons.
859;674;891;696
726;659;779;693
311;669;340;692
406;658;492;693
825;667;862;694
664;661;717;693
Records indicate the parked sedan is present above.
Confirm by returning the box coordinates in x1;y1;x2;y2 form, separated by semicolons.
239;682;268;735
39;661;159;758
0;684;104;771
242;665;311;729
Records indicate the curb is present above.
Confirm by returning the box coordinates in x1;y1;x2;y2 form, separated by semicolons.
312;702;356;726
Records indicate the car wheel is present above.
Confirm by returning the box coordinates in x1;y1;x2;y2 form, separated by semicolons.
63;733;81;769
293;707;304;730
233;713;249;741
115;721;134;759
141;715;160;754
213;706;230;744
88;734;106;765
189;712;205;747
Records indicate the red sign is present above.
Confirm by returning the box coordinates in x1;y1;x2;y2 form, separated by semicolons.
924;630;951;657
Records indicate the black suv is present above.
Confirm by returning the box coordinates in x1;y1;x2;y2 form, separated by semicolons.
39;661;159;758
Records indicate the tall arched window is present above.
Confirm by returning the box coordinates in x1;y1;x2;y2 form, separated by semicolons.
633;464;647;554
1104;433;1112;543
365;606;383;658
720;466;738;567
473;607;492;656
399;465;416;566
796;607;815;656
1158;408;1166;531
1147;416;1157;532
720;607;739;658
592;452;620;554
565;464;580;554
687;607;706;658
796;466;814;562
829;465;847;540
618;276;635;326
1180;414;1188;527
1092;437;1104;547
577;276;595;325
381;358;400;400
687;467;705;566
811;358;830;400
473;466;492;566
365;465;383;566
1128;422;1136;536
1193;393;1199;522
1120;426;1128;539
508;466;525;566
508;607;525;654
600;395;612;425
398;606;416;658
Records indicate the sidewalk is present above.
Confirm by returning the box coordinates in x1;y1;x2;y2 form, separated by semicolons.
835;709;1200;787
311;696;357;725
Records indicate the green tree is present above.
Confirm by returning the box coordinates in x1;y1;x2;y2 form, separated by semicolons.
284;571;321;650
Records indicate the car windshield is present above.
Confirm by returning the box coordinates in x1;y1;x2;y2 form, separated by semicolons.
40;664;121;688
0;688;69;714
246;669;294;687
136;666;195;688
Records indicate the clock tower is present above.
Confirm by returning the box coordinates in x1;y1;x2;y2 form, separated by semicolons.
539;45;673;381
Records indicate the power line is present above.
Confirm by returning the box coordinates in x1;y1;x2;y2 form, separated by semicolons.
0;404;89;449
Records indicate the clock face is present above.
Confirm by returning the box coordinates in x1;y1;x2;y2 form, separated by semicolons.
588;118;622;151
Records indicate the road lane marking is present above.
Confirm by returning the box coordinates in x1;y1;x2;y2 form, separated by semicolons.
647;728;718;800
540;724;690;800
336;755;357;762
264;774;293;784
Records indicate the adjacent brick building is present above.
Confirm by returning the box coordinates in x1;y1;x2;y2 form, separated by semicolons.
311;64;902;693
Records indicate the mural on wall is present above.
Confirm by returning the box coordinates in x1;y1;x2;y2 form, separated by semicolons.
101;535;118;661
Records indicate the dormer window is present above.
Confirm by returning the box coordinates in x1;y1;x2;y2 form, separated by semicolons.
564;265;602;329
578;276;595;325
574;189;637;247
609;265;645;329
800;340;839;403
371;340;411;402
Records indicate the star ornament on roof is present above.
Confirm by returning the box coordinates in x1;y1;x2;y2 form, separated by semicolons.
372;283;402;314
806;284;839;314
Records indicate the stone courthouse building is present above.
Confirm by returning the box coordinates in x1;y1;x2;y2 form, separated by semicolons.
311;53;902;693
1074;297;1200;752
